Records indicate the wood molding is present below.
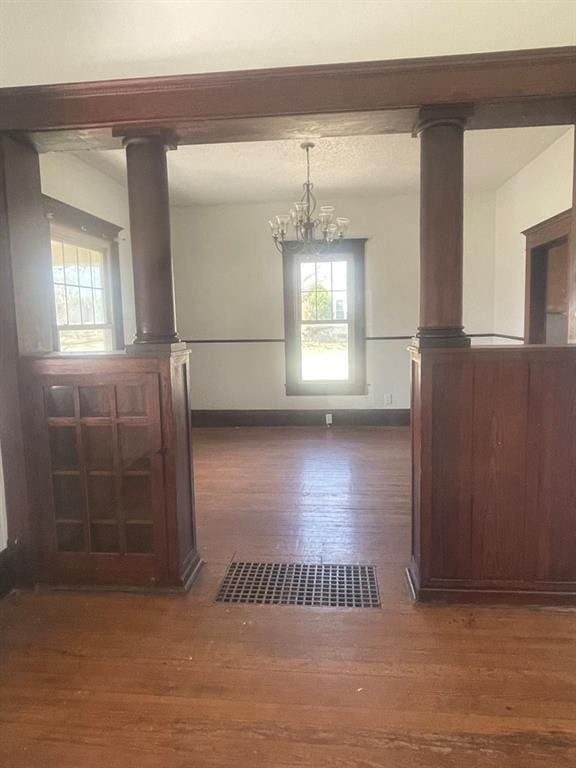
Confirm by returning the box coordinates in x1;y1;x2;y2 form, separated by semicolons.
523;208;572;344
0;47;574;151
42;195;122;240
190;409;410;428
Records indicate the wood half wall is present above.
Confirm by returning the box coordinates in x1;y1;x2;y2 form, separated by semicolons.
409;344;576;604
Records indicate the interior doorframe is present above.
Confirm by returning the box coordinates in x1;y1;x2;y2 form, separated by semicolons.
523;208;572;344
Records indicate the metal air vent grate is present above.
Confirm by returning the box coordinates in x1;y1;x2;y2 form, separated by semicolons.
216;562;380;608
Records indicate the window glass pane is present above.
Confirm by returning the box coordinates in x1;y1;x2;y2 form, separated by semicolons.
66;286;81;324
301;323;349;381
53;475;83;520
301;292;317;321
90;523;120;553
77;248;92;287
59;328;113;352
45;385;74;417
87;475;116;521
51;240;65;283
83;426;113;470
332;261;347;290
316;287;333;320
79;386;110;417
63;243;79;285
93;288;107;324
300;262;316;291
80;287;95;324
316;262;332;291
54;284;68;325
91;251;104;288
49;426;78;470
332;291;348;320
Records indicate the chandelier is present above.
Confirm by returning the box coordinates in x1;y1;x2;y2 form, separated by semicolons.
269;141;350;254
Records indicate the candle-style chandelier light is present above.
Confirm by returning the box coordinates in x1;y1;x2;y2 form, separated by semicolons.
269;141;350;254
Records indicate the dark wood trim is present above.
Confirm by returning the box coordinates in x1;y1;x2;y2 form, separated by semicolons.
42;194;125;350
0;546;15;598
191;409;410;428
42;195;122;240
0;48;575;152
406;562;576;606
283;239;366;396
523;208;572;344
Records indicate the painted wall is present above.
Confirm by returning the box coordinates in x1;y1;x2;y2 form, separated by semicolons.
493;129;574;337
39;153;136;343
172;192;496;410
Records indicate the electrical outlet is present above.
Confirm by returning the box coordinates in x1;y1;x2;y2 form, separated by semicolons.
325;413;333;426
383;393;393;406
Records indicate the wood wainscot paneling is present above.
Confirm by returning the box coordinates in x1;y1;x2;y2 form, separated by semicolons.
408;344;576;605
19;350;201;592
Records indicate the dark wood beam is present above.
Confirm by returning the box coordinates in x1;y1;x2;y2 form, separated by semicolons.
0;47;574;152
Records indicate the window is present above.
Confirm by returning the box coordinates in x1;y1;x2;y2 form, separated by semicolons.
44;196;124;353
283;239;366;395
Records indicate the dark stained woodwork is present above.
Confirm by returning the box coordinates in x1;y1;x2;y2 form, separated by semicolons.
124;133;179;344
0;136;51;586
4;427;576;765
546;242;569;313
0;47;574;135
21;98;576;152
409;344;576;604
19;352;201;591
523;208;572;344
415;111;468;347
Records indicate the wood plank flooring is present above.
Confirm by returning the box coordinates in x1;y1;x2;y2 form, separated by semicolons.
2;426;576;767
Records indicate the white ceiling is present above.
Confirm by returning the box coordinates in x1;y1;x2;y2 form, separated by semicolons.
73;127;570;206
0;1;574;87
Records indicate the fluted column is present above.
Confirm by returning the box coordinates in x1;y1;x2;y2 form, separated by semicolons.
124;131;179;344
415;110;469;347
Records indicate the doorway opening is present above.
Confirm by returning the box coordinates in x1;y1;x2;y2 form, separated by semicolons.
524;208;572;344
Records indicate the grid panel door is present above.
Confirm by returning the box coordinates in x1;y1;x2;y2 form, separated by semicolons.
43;375;163;561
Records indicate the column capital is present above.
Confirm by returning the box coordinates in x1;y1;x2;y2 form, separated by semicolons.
120;129;179;151
413;105;473;137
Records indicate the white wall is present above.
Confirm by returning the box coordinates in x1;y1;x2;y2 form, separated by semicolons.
39;153;136;343
493;129;574;337
172;191;496;410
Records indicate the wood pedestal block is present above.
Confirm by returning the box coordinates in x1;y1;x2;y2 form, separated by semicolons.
19;350;201;591
409;344;576;606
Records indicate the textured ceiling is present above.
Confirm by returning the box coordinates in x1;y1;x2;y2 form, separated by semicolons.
73;127;570;206
0;1;575;87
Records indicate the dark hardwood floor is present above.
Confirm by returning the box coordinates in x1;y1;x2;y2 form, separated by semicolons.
2;426;576;767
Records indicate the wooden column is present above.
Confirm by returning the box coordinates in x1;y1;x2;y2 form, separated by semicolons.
124;132;179;344
415;111;469;347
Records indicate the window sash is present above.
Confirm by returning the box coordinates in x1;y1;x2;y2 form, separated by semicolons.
283;240;366;396
50;226;115;352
